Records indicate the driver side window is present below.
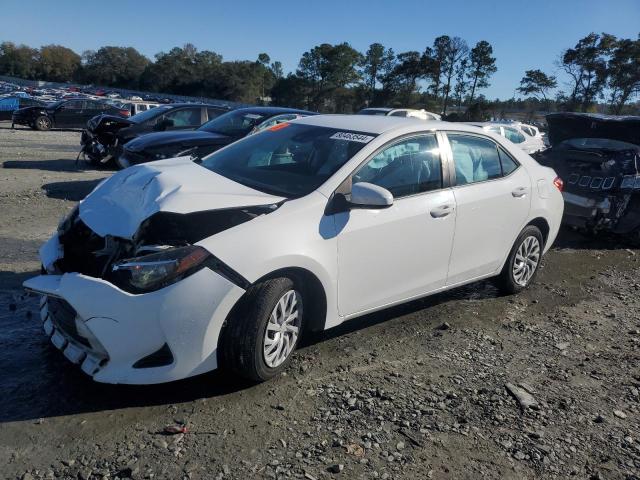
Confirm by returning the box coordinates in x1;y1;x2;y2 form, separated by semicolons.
353;135;442;198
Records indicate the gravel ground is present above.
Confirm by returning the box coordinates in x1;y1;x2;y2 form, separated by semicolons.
0;121;638;480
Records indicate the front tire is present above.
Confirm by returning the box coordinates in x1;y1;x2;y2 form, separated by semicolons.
495;225;543;294
34;116;52;131
219;277;303;382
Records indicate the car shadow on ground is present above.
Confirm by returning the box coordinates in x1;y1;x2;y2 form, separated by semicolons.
41;178;106;201
3;158;94;173
552;226;638;251
0;124;82;133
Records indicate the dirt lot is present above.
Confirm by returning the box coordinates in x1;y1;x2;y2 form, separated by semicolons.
0;121;639;480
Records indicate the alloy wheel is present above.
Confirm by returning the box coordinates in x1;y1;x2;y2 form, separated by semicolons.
37;117;51;130
512;236;540;286
263;289;302;368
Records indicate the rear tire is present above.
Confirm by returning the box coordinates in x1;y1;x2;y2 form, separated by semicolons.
34;116;52;131
219;277;303;382
494;225;543;294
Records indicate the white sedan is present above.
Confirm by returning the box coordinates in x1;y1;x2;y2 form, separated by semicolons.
468;122;547;155
24;116;564;384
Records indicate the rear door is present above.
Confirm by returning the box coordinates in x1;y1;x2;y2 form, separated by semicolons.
444;132;531;285
163;107;204;131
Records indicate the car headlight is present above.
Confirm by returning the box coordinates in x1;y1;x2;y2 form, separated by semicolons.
154;153;167;159
110;245;211;293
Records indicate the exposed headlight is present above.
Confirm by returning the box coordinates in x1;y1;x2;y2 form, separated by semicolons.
110;245;210;293
154;153;167;159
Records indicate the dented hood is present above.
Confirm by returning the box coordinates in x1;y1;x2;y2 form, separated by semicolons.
79;156;285;239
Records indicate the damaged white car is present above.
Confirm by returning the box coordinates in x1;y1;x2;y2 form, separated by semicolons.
25;116;564;384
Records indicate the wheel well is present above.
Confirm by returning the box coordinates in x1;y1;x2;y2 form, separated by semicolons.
527;217;550;246
256;267;328;334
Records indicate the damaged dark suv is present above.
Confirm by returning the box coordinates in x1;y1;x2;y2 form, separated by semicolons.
536;113;640;242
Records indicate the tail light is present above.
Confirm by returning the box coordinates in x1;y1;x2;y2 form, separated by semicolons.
553;176;564;192
118;109;131;117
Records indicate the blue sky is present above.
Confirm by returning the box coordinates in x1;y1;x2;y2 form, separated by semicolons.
2;0;639;99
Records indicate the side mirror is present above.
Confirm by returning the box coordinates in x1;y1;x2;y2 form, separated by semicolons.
350;182;393;209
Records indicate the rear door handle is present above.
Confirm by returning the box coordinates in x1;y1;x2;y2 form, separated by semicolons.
512;187;528;198
430;204;454;218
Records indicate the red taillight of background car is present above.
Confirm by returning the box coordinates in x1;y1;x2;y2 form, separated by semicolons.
553;176;564;192
119;109;131;117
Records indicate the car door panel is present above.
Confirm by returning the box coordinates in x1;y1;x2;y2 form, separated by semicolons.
336;189;456;317
445;134;531;286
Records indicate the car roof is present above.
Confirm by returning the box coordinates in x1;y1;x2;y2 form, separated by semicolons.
360;107;393;112
294;114;481;135
233;106;316;116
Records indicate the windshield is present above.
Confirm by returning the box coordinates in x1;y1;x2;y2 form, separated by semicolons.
199;109;269;136
129;105;171;123
200;123;376;197
358;109;389;116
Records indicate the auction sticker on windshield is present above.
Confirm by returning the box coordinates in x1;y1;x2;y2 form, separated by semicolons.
330;132;375;143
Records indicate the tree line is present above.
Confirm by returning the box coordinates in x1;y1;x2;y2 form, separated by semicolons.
0;32;638;116
517;32;640;114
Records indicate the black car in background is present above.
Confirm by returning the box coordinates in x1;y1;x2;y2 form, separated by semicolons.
0;96;46;121
117;107;316;169
536;113;640;243
80;103;230;166
12;99;129;130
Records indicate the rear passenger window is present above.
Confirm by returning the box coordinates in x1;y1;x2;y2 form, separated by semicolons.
448;135;503;186
165;107;201;127
353;135;442;198
498;147;519;175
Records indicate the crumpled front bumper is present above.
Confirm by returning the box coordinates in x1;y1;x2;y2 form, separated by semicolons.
24;240;245;384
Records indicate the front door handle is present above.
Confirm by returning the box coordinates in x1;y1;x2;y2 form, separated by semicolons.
430;204;454;218
512;187;528;198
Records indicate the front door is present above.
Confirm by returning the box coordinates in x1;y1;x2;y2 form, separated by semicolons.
335;134;456;317
444;133;531;285
54;100;85;128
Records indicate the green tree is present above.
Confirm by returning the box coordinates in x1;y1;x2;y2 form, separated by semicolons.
140;44;217;94
559;32;617;111
361;43;395;102
271;74;312;108
453;57;470;108
385;50;432;105
467;40;497;102
297;42;362;111
37;45;80;82
257;53;273;100
607;36;640;114
441;37;469;114
0;42;38;78
517;69;557;101
270;61;284;79
429;36;451;100
81;46;150;88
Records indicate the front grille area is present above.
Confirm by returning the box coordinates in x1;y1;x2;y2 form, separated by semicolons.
47;297;91;348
